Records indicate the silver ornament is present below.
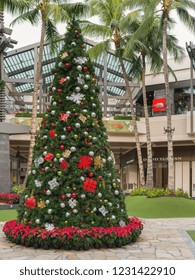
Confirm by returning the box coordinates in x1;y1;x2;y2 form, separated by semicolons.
80;194;86;198
52;87;56;91
70;146;76;152
99;205;108;216
85;74;90;79
32;170;36;174
75;87;81;92
43;135;47;139
75;123;80;128
91;112;96;117
98;192;102;198
48;209;52;214
61;135;66;140
77;65;82;71
71;42;76;46
45;167;49;171
73;209;78;214
89;151;94;156
108;156;112;161
114;190;119;195
66;193;71;198
60;203;65;208
84;131;88;136
36;219;40;224
51;110;55;115
53;101;57;106
66;212;70;217
111;215;116;220
83;109;87;112
59;158;64;163
58;62;64;67
93;137;97;141
80;176;85;181
92;103;96;107
66;76;70;81
66;111;71;114
83;84;88;90
46;190;51;195
43;151;47;156
45;200;50;204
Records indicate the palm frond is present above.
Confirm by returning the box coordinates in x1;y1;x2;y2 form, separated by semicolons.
2;0;31;13
176;6;195;32
80;21;111;40
45;18;60;54
86;40;111;60
10;8;40;26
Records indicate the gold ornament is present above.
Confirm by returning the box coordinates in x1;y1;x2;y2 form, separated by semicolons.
94;156;104;169
79;114;87;123
63;150;71;158
61;52;68;59
37;200;46;208
94;118;99;126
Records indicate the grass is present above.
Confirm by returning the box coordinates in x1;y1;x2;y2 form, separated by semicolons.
187;231;195;242
125;196;195;218
0;209;18;221
1;196;195;222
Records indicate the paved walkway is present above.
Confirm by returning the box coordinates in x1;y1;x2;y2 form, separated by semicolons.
0;218;195;260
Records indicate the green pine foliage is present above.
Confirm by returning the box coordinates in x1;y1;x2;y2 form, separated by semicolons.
17;19;129;230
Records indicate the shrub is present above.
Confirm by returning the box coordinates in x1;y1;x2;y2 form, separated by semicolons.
130;187;149;196
174;188;190;199
11;184;25;194
147;188;171;198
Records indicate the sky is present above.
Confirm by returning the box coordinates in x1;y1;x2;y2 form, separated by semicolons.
3;11;195;53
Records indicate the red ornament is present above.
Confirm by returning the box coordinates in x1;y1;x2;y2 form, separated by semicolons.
57;89;62;93
60;145;65;150
50;123;55;127
83;66;88;71
59;160;69;170
61;195;66;200
49;130;55;138
82;178;97;193
78;156;93;169
65;63;70;68
47;107;50;111
71;193;77;199
67;126;72;132
49;92;52;96
82;44;85;48
24;196;36;209
74;113;78;117
98;175;102;180
85;209;89;214
44;153;54;161
41;168;45;172
58;100;63;104
60;113;69;122
80;101;84;106
89;172;93;177
89;142;93;146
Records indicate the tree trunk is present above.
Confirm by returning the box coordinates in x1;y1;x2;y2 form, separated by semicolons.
162;11;175;190
120;58;145;186
23;18;46;187
141;53;153;189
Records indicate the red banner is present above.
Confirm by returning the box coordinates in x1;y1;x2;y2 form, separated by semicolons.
152;98;166;112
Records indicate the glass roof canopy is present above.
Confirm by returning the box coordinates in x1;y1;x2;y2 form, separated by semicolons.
4;37;139;114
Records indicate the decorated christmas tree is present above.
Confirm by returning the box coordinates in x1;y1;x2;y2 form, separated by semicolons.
3;19;143;250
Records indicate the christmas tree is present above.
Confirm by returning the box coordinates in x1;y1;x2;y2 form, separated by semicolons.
3;19;143;250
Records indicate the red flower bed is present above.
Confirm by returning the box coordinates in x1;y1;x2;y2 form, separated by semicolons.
3;217;143;250
0;193;20;205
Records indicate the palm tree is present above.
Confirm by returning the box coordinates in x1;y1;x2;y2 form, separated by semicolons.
82;0;146;186
127;16;184;189
124;0;195;190
10;0;88;187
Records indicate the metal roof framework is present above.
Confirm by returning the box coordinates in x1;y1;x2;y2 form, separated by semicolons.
3;37;140;116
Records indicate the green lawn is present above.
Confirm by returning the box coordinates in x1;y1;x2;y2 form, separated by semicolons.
1;196;195;221
125;196;195;218
187;231;195;242
0;209;18;221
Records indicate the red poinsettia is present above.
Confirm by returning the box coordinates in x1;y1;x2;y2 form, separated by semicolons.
60;113;69;122
24;196;36;209
78;156;93;169
59;160;69;170
59;77;66;84
49;130;55;138
82;178;97;193
44;153;54;161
